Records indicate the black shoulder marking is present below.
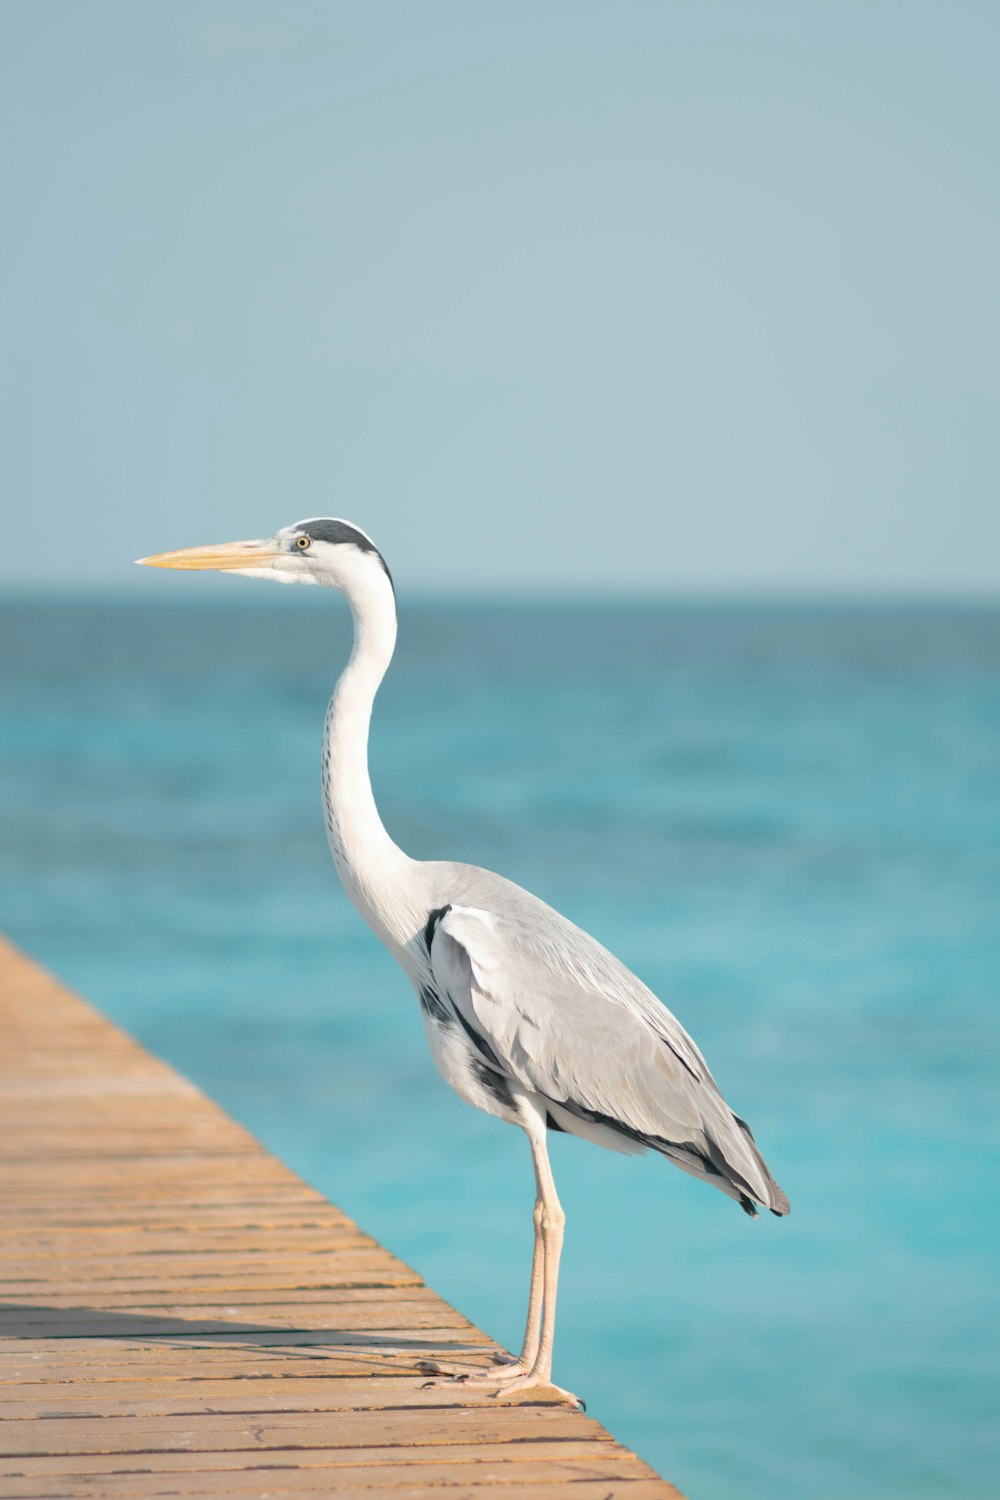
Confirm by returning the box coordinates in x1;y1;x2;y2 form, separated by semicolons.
297;519;394;592
546;1112;567;1133
470;1057;516;1112
419;983;452;1025
423;905;452;955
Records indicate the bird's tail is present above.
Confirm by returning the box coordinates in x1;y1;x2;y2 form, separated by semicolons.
650;1115;789;1216
717;1112;789;1217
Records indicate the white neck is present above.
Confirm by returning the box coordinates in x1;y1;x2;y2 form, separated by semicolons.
321;561;415;948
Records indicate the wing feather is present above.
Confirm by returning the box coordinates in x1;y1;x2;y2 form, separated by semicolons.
429;893;788;1216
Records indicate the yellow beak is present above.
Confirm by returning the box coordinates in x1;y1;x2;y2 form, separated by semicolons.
135;539;279;571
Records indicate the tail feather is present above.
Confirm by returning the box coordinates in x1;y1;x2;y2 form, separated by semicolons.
729;1112;790;1216
548;1091;789;1216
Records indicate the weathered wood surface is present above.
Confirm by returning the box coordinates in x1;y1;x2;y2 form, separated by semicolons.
0;937;683;1499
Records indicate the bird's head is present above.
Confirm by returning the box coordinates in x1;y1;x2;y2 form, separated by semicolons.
136;518;393;593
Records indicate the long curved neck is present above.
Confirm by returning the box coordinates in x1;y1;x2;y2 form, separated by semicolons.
322;566;414;945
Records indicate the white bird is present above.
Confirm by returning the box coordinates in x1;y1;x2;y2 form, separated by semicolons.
139;518;788;1406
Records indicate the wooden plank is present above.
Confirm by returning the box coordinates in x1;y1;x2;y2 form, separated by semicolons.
0;1464;663;1489
0;937;684;1498
0;1478;677;1500
0;1441;628;1470
0;1348;490;1384
0;1407;605;1453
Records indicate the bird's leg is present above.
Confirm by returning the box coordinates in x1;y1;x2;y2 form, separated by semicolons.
421;1101;579;1404
491;1116;582;1407
512;1196;546;1368
418;1168;546;1385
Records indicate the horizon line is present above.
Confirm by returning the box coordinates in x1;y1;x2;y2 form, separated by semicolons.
2;581;999;609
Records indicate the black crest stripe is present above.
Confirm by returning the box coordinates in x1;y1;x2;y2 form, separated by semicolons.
297;519;394;592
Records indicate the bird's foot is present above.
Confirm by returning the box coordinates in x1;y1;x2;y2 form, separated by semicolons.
418;1350;527;1386
490;1369;585;1409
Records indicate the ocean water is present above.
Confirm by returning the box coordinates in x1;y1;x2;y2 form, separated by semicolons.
1;595;998;1499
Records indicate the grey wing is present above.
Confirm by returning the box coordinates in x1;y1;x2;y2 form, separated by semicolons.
429;896;789;1217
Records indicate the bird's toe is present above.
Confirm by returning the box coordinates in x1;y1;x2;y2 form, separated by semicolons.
490;1372;584;1409
418;1353;522;1385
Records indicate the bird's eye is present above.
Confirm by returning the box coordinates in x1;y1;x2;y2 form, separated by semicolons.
295;535;311;550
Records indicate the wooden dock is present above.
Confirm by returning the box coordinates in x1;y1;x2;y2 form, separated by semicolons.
0;938;682;1499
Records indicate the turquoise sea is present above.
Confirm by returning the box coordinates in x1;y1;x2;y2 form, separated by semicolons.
1;595;998;1499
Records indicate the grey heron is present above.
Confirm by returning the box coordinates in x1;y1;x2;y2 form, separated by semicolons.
139;518;789;1406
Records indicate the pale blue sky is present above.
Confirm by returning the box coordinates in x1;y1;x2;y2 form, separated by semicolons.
2;1;997;593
